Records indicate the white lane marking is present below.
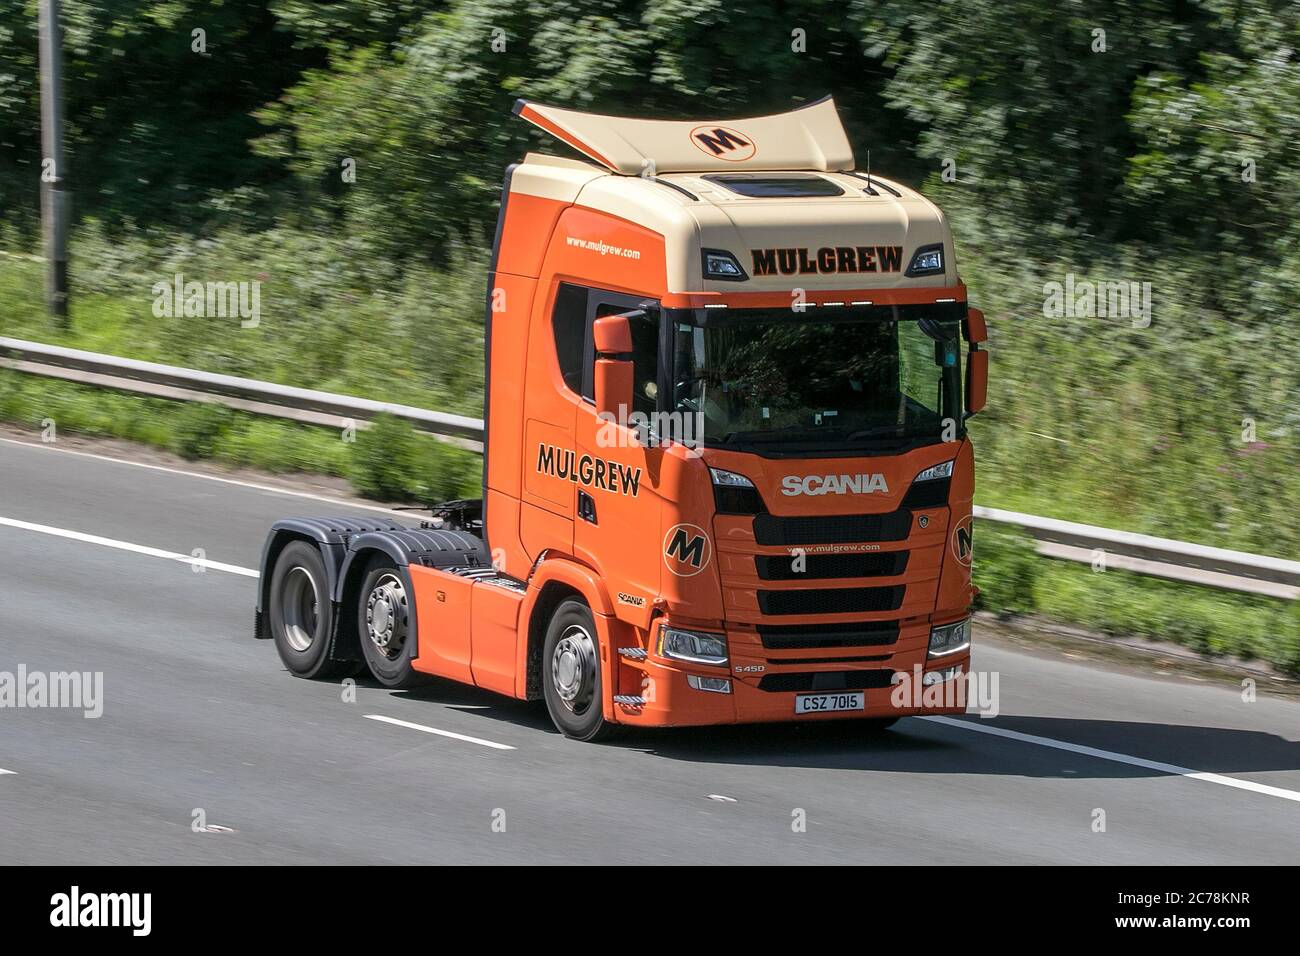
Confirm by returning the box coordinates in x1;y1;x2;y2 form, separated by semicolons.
0;437;407;517
364;714;515;751
0;515;258;577
0;768;15;775
926;715;1300;804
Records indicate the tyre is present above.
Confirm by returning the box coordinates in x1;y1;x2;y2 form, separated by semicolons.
356;555;431;689
269;540;350;679
542;599;617;742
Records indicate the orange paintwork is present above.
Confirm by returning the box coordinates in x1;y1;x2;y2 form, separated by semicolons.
967;350;989;414
404;164;981;727
516;104;619;171
409;565;474;684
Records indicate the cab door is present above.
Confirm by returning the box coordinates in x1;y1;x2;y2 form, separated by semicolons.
572;292;664;627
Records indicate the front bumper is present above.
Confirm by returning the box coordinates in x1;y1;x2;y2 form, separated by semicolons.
610;620;971;728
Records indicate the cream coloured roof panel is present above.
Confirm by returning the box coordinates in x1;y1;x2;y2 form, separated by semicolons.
514;96;855;175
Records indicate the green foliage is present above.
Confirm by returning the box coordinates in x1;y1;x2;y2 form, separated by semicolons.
1030;562;1300;676
973;527;1040;617
347;413;480;502
170;403;236;460
0;368;480;501
0;1;310;237
348;413;438;501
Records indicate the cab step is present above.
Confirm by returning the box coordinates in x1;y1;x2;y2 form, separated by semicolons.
613;695;647;707
616;647;648;661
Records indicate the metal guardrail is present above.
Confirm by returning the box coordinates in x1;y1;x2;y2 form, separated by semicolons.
975;507;1299;600
2;336;1295;599
0;336;484;450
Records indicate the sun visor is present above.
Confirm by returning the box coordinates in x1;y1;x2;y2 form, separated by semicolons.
513;96;855;175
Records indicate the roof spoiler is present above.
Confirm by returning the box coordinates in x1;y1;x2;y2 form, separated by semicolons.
513;96;855;175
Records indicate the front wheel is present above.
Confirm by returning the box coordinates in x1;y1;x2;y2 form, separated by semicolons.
543;599;617;742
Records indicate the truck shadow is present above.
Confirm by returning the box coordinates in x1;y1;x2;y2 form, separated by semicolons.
613;715;1300;780
385;676;1300;780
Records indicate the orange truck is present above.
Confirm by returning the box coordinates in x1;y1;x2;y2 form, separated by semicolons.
254;96;988;740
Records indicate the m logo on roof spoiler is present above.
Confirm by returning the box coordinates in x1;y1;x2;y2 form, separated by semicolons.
513;97;852;174
690;125;756;161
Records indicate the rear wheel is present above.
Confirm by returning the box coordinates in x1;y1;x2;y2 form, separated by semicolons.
543;599;617;742
357;556;431;689
269;541;350;679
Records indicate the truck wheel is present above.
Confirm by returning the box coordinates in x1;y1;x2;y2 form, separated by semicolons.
357;556;431;689
269;541;349;679
543;599;617;742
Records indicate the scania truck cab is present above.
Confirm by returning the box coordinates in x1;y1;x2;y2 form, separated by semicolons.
255;97;989;740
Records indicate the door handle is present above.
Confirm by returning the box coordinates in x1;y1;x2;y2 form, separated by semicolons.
577;490;597;524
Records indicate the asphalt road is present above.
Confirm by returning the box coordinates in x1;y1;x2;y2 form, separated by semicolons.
1;435;1297;865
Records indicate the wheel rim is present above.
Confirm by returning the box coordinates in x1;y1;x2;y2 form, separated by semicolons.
551;624;597;716
365;572;409;661
282;566;319;652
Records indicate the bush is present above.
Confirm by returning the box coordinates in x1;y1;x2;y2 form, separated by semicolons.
170;404;236;460
1283;600;1300;675
344;413;478;503
973;525;1040;616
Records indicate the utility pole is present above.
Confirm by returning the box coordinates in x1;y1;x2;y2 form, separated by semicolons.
39;0;69;326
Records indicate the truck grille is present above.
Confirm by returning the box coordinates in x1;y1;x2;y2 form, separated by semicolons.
755;551;908;580
759;669;896;692
752;510;911;546
758;621;899;649
758;585;905;616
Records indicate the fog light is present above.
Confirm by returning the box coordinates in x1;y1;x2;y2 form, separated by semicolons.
928;617;970;658
687;675;732;694
923;666;962;686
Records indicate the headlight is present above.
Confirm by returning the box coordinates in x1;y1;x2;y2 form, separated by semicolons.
710;467;767;515
709;467;754;488
905;244;945;277
913;460;954;482
660;626;729;666
928;617;970;658
702;248;748;281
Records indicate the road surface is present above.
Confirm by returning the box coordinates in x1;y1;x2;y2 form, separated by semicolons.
1;435;1297;864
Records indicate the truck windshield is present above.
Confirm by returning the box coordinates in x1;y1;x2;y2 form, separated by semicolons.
669;304;964;453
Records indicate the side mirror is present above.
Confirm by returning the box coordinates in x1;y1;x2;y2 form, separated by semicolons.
966;348;988;415
593;313;634;420
963;307;988;415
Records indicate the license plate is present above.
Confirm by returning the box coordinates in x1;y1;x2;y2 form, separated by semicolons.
794;692;865;714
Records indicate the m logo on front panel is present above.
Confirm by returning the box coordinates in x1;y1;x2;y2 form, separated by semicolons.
664;523;712;576
952;515;973;567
